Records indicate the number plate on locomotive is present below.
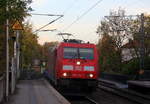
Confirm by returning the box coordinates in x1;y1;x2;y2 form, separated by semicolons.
74;66;82;71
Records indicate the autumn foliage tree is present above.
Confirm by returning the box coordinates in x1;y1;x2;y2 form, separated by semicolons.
97;9;134;73
97;34;119;73
42;41;59;61
130;15;150;71
0;0;32;74
97;9;150;74
21;23;42;68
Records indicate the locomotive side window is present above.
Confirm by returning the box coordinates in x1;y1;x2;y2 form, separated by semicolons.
64;47;78;59
79;48;94;59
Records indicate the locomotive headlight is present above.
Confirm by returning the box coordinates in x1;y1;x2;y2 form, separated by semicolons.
63;72;67;77
89;74;94;78
76;61;80;65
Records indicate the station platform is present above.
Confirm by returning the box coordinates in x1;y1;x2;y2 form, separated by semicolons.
128;81;150;88
4;79;70;104
99;78;128;88
128;80;150;93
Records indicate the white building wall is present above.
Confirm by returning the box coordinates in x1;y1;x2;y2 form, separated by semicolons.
122;48;137;62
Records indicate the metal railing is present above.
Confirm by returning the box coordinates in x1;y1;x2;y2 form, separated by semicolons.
0;58;17;103
0;74;5;103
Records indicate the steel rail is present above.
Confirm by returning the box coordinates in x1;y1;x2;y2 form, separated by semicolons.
85;96;99;104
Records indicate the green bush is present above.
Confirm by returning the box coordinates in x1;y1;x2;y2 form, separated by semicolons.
122;58;139;75
122;57;150;75
144;57;150;70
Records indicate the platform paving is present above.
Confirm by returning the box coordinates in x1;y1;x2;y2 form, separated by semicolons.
128;80;150;88
4;79;70;104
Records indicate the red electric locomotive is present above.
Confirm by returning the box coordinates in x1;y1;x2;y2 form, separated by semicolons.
45;39;99;92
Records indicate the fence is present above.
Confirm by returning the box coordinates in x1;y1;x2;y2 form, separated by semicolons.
0;74;5;103
0;58;17;103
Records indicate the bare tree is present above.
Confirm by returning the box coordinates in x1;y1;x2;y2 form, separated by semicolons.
97;8;140;72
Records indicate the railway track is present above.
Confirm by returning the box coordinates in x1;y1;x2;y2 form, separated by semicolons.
98;80;150;104
85;96;99;104
66;96;98;104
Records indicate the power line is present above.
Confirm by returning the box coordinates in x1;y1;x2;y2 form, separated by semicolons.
63;0;103;31
62;0;79;15
56;0;79;30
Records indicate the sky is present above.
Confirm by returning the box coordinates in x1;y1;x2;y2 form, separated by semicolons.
26;0;150;45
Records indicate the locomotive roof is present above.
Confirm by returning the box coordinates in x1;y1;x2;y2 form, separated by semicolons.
50;39;96;51
59;42;96;48
49;42;96;53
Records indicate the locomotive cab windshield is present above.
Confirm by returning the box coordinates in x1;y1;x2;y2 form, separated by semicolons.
64;47;94;60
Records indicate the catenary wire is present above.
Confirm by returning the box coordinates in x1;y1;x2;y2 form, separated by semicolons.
62;0;103;32
62;0;79;15
56;0;79;33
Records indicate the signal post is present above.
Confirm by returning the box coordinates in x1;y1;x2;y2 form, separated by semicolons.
11;20;23;94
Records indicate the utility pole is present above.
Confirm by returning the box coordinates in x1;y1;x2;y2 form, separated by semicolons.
139;13;145;74
6;0;9;100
